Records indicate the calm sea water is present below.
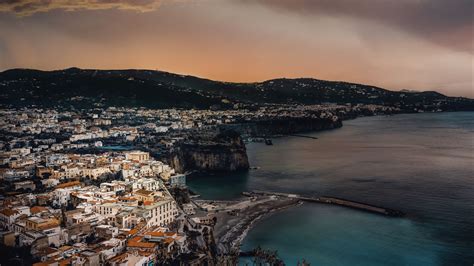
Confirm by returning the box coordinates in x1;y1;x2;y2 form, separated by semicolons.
187;112;474;266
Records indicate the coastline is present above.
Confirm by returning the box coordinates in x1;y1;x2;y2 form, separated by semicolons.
213;197;301;254
242;110;474;145
230;200;303;253
197;111;474;263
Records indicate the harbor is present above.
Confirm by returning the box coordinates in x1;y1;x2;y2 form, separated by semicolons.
189;188;406;256
247;190;405;217
186;112;474;265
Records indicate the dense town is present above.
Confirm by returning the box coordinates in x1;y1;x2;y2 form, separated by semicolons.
0;103;401;265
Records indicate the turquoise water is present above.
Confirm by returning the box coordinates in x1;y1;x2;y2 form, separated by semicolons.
187;112;474;265
187;171;249;199
240;205;440;266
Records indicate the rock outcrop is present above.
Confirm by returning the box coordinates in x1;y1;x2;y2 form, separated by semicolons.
222;116;342;137
168;117;341;173
169;129;249;173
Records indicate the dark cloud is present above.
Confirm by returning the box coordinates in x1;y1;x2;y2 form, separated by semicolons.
240;0;473;53
0;0;165;16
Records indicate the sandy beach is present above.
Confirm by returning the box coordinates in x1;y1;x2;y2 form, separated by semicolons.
209;196;301;254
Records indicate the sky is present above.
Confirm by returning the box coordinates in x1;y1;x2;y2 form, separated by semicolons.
0;0;472;97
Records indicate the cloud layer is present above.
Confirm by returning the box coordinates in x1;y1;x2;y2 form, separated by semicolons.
243;0;473;53
0;0;164;16
0;0;472;97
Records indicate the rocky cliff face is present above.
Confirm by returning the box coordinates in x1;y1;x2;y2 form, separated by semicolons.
168;117;341;173
169;129;249;173
222;116;342;137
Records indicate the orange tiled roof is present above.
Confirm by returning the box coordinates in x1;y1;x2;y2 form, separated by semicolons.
30;206;47;214
135;189;153;196
128;228;139;235
145;231;165;237
127;236;156;249
109;252;128;263
58;258;72;266
32;262;50;266
36;247;58;256
55;181;81;189
0;208;18;217
119;196;137;201
37;219;60;230
38;223;59;231
58;245;72;252
138;250;153;257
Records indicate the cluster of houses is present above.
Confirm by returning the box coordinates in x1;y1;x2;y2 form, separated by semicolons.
0;150;191;265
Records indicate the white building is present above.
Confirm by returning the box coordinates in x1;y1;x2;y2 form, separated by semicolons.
125;151;150;162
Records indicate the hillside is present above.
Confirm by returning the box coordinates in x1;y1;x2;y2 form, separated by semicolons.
0;68;472;111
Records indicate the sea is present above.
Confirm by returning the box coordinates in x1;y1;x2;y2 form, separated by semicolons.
187;112;474;266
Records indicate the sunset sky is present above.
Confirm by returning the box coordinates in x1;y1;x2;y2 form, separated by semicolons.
0;0;472;97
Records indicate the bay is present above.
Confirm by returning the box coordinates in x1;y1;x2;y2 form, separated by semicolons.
188;112;474;265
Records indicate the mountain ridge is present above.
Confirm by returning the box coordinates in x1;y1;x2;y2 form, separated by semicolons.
0;67;450;95
0;68;472;110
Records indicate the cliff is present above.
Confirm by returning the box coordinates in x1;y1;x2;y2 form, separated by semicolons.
169;129;249;173
168;117;341;173
221;116;343;137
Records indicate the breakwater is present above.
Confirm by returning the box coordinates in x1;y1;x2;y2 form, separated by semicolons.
247;191;405;217
288;134;318;139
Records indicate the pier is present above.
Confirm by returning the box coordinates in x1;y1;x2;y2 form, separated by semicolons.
247;190;404;217
288;134;318;139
